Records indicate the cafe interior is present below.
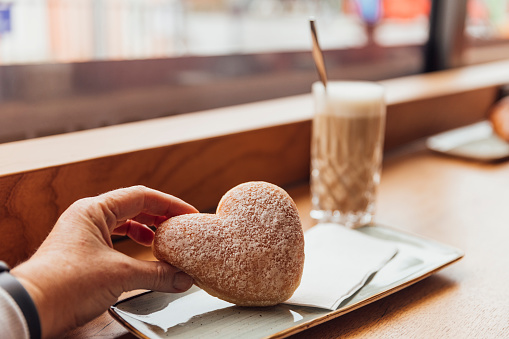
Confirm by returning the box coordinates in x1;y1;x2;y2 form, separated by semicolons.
0;0;508;338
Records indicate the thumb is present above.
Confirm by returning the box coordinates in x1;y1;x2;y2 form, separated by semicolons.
125;259;194;293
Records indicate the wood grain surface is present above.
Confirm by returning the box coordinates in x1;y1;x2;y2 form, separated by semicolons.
64;143;509;338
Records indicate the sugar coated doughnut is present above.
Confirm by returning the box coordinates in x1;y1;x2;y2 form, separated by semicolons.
153;181;305;306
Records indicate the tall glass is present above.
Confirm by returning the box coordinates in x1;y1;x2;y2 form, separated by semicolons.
310;81;386;228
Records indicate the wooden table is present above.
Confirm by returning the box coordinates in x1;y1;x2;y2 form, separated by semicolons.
65;143;509;338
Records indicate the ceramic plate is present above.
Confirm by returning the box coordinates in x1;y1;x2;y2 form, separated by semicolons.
109;224;463;339
426;121;509;161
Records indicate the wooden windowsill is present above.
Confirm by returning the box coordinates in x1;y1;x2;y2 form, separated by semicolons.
3;58;509;177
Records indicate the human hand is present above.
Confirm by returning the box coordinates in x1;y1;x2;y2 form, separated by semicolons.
11;186;198;338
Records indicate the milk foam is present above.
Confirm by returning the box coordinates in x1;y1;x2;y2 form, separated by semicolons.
312;81;385;117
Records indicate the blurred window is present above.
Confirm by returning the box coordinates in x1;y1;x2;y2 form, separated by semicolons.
0;0;430;64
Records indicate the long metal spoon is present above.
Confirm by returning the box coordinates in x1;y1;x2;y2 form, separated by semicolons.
310;18;328;89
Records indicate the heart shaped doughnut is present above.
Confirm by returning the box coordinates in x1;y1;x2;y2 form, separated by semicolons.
153;181;305;306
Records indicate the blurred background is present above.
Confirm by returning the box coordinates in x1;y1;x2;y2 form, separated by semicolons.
0;0;431;63
1;0;509;142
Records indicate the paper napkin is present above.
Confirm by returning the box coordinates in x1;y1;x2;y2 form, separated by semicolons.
284;223;398;310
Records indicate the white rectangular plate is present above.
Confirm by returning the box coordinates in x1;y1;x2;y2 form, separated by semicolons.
109;224;463;339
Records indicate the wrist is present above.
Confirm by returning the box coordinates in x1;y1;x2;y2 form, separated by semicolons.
10;261;57;339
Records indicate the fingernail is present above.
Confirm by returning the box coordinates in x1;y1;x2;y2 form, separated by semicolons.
173;272;193;291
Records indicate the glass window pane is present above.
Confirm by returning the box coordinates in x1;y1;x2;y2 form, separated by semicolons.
0;0;431;65
0;0;431;143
